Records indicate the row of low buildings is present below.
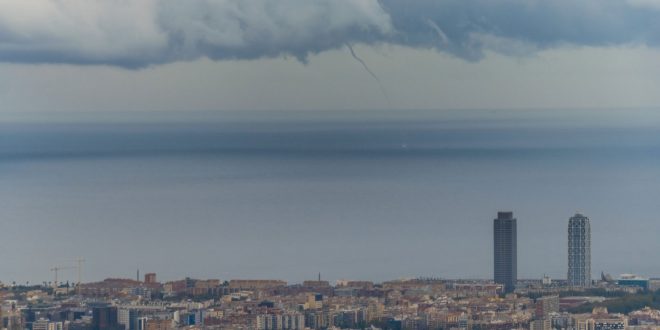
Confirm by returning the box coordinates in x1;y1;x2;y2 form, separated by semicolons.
2;266;660;330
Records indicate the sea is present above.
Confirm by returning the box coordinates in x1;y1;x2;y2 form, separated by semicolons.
1;108;659;284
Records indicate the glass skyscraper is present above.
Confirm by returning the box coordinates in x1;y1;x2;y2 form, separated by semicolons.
568;213;591;287
494;211;517;294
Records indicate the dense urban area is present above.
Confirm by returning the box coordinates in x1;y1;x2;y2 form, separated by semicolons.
2;212;658;330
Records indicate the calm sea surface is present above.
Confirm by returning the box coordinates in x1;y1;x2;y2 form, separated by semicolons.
1;109;659;283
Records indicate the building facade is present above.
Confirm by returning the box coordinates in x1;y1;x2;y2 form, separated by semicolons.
144;273;157;284
92;305;121;330
494;211;517;293
536;295;560;320
568;213;591;287
32;319;64;330
256;313;305;330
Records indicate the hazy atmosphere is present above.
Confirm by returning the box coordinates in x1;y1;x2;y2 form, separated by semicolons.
2;1;660;285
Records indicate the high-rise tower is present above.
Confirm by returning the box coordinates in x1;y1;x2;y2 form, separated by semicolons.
568;213;591;287
494;211;517;293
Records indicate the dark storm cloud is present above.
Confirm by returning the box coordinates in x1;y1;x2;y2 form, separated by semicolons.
380;0;660;61
0;0;659;68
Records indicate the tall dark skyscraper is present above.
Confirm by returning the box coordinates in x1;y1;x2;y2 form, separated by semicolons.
568;213;591;287
494;211;517;293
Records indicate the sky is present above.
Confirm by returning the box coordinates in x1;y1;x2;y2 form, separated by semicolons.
2;1;660;284
1;0;660;113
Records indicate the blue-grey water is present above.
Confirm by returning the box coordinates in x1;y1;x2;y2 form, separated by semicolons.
1;109;660;284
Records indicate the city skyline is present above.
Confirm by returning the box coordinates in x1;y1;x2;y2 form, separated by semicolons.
3;273;655;330
0;208;631;286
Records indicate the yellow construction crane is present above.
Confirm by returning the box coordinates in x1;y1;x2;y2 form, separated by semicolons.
49;257;85;294
75;257;85;294
50;265;75;288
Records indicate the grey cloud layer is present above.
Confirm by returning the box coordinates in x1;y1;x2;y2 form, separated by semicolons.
381;0;660;61
0;0;659;67
0;0;391;67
